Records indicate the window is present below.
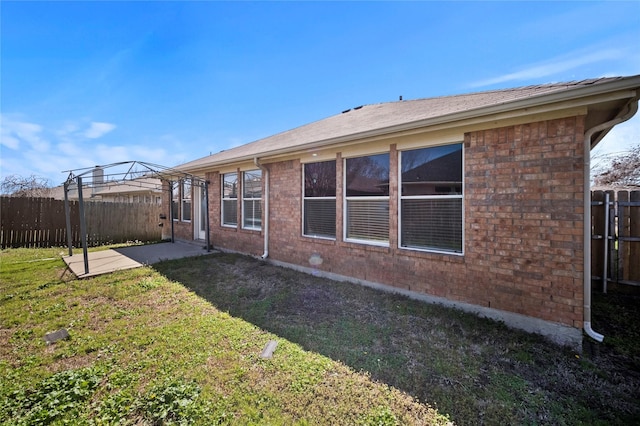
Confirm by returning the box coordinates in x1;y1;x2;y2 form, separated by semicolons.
181;179;192;222
171;182;179;221
242;170;262;230
222;172;238;227
345;153;389;244
400;143;463;253
303;160;336;238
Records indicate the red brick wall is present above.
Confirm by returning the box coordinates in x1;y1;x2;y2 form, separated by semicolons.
203;116;586;328
206;170;264;256
463;117;585;328
269;160;303;260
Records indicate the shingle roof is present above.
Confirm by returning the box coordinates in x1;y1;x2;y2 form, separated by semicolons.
179;76;640;171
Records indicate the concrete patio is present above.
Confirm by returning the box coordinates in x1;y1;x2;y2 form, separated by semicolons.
63;240;214;278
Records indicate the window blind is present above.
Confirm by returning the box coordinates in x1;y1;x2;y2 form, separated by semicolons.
401;198;462;252
304;199;335;238
243;199;262;229
182;200;192;221
222;199;237;226
346;199;389;242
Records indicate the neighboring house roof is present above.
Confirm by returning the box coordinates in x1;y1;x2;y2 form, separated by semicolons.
591;184;640;192
402;150;462;184
345;174;389;196
92;177;163;196
48;185;66;200
53;177;163;201
178;75;640;172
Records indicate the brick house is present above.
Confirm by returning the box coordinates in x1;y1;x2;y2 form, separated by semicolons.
163;76;640;347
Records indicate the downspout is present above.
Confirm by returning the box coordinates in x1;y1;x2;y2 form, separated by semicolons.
254;157;269;259
583;98;638;342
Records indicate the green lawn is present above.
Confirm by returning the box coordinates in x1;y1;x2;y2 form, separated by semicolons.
1;247;639;425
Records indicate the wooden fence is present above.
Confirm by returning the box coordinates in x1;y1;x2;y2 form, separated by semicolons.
591;190;640;290
1;197;164;249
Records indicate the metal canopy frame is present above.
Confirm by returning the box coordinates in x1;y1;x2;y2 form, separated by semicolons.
63;161;210;275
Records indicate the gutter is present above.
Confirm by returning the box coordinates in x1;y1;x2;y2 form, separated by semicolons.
583;97;638;342
254;157;269;259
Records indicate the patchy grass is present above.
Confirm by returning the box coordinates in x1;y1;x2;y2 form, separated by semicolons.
592;291;640;370
0;248;448;425
154;253;640;426
1;247;639;425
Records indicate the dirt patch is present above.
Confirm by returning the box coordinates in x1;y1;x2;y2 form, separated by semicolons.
154;253;640;425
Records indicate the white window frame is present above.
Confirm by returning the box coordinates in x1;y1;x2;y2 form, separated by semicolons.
302;160;336;240
221;172;238;228
171;181;180;221
242;169;262;230
343;153;390;247
398;143;464;255
181;179;192;222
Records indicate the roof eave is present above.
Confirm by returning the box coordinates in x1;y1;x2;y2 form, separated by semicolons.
181;76;640;172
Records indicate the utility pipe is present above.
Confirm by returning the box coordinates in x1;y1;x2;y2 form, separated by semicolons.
254;157;269;259
583;98;638;342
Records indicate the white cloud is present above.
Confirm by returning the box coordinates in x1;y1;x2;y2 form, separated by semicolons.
0;114;49;151
470;47;628;88
23;151;87;184
84;122;116;139
0;114;190;185
55;122;80;140
0;129;21;150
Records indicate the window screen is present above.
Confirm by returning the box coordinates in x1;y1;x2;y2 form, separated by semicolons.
345;153;389;244
303;161;336;238
243;170;262;230
222;172;238;227
181;179;191;222
400;144;463;253
171;181;179;221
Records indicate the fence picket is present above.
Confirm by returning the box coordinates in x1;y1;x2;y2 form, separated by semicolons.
625;191;640;283
591;191;605;283
591;190;640;289
1;197;164;249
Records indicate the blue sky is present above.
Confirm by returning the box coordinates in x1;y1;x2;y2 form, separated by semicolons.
1;1;639;186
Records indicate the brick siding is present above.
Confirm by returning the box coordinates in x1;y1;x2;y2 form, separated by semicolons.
168;116;586;329
463;117;585;327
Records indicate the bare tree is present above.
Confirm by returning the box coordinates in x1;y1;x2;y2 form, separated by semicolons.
1;174;53;197
593;144;640;187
